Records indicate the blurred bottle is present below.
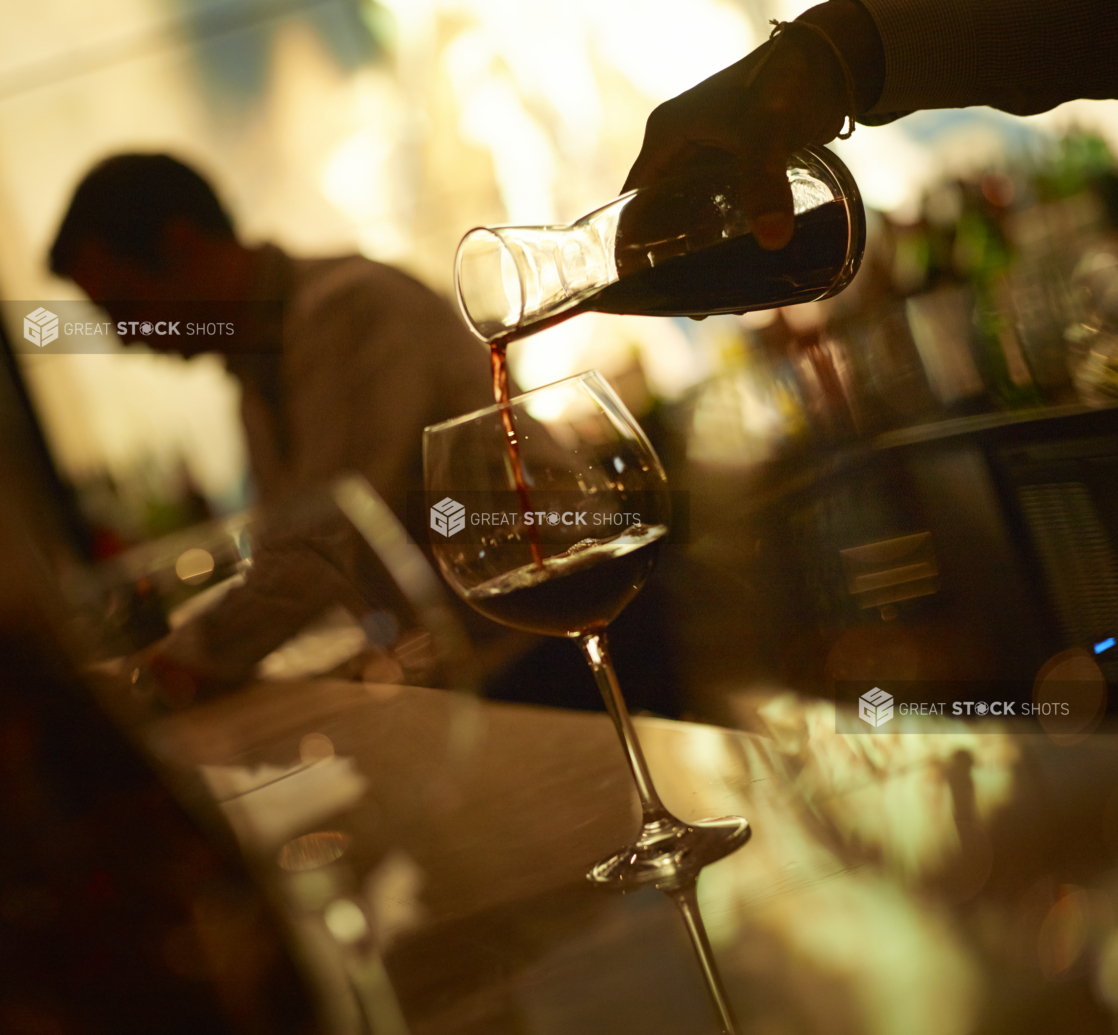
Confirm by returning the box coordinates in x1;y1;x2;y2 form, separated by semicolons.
894;176;1044;414
770;307;858;443
1067;241;1118;405
1007;130;1118;402
886;182;987;415
953;175;1045;409
817;209;940;434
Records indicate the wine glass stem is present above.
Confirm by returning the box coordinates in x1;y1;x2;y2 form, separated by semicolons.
578;630;668;823
669;880;739;1035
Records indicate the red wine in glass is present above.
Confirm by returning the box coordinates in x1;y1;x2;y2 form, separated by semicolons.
465;524;666;637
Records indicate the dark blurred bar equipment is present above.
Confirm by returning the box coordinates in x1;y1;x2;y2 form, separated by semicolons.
673;131;1118;712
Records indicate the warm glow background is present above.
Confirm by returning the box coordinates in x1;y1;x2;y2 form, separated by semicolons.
2;0;1117;521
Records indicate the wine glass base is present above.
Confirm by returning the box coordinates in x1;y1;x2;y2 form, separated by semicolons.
587;814;751;891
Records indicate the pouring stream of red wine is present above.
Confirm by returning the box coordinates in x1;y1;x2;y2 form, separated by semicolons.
489;335;544;568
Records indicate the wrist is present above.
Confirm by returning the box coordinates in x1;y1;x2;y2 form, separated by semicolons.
796;0;885;114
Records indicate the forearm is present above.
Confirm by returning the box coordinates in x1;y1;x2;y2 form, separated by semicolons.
155;530;363;687
856;0;1118;118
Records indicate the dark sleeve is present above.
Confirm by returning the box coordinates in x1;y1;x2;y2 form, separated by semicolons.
858;0;1118;120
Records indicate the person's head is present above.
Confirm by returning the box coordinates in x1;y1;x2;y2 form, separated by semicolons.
50;154;255;352
51;153;235;279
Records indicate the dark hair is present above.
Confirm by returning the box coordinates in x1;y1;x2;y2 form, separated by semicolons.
49;153;236;277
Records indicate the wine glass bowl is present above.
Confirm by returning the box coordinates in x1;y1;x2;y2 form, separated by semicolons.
424;372;669;636
424;371;750;890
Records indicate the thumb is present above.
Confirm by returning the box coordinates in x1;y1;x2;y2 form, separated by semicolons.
744;145;796;250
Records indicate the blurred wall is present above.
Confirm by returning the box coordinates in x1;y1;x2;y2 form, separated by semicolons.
0;0;763;532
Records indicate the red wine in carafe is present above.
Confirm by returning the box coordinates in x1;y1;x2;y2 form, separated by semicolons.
457;144;863;345
489;200;852;362
600;199;852;317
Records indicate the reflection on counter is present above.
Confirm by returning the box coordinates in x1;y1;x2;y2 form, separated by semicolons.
120;672;1118;1034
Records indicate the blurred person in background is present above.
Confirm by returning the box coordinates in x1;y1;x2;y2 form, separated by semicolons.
624;0;1118;249
48;153;497;695
51;153;493;522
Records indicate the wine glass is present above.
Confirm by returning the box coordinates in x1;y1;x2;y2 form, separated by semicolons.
423;371;750;890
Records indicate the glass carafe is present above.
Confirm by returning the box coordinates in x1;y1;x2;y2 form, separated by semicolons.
455;144;865;343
